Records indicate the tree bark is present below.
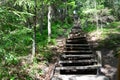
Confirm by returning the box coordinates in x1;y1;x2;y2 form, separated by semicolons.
31;0;37;62
39;1;44;34
48;5;52;42
94;0;99;31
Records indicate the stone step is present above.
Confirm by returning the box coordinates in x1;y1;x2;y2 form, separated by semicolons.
63;50;92;55
69;32;85;36
66;39;88;44
66;39;87;42
69;31;84;34
56;65;100;70
60;68;97;75
66;44;90;47
59;59;97;66
68;34;83;38
67;36;86;40
71;28;82;32
70;30;81;34
65;47;90;50
59;59;97;64
60;54;94;60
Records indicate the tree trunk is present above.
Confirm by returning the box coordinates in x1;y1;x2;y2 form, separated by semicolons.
94;0;99;31
48;5;52;42
39;1;44;34
26;6;32;29
31;0;37;62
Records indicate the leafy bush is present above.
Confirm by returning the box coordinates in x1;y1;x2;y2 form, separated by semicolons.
83;24;97;33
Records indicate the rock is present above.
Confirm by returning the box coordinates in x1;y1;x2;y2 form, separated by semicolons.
100;65;117;80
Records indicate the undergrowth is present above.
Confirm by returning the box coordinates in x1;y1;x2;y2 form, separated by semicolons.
83;22;120;57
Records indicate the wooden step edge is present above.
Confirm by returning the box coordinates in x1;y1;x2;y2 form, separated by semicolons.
65;47;90;50
67;37;86;40
66;38;87;41
69;33;85;35
66;44;90;46
59;59;97;63
61;54;94;58
63;50;92;53
56;65;101;70
66;41;88;43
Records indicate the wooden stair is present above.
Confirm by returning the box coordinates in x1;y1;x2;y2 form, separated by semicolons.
51;26;109;80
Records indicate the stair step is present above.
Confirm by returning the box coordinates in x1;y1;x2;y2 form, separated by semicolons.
67;36;86;40
56;65;100;70
66;39;87;42
63;50;92;52
60;68;97;75
69;31;84;34
63;50;92;55
66;44;90;47
69;32;85;36
71;29;82;32
71;30;82;33
66;39;88;44
66;41;88;44
59;59;97;63
65;47;90;50
60;54;94;60
59;60;97;66
72;26;82;29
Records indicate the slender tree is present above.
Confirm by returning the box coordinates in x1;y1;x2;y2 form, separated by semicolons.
48;5;52;42
31;0;37;62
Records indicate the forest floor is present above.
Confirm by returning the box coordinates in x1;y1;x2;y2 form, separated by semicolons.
88;30;118;80
39;37;66;80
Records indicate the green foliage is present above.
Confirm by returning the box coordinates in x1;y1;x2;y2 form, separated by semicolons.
83;24;97;33
99;33;120;49
5;53;19;65
14;0;35;9
109;22;120;28
41;51;53;62
0;1;34;79
49;39;57;45
51;22;72;38
94;22;120;55
114;47;120;57
67;1;76;8
38;47;54;62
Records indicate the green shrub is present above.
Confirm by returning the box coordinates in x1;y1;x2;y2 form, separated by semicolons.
83;24;97;33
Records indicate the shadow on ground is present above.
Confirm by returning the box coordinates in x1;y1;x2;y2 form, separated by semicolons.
94;33;120;80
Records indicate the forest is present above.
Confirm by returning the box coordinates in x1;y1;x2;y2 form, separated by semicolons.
0;0;120;80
